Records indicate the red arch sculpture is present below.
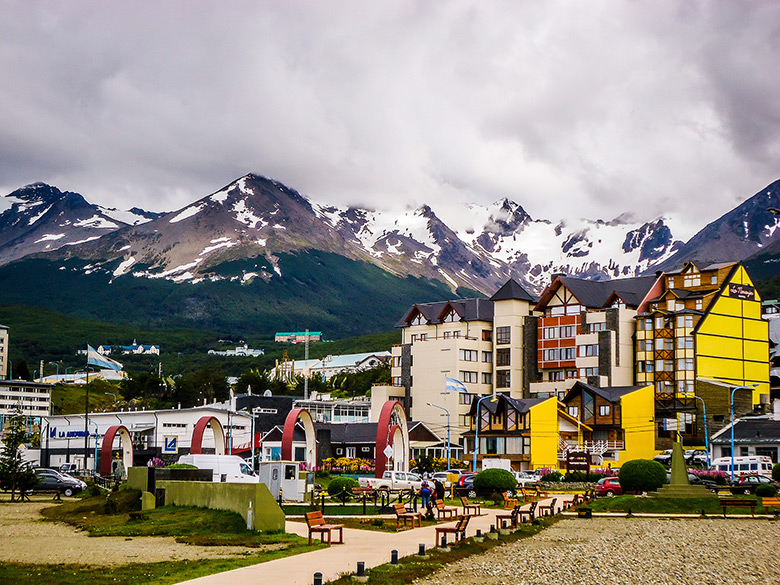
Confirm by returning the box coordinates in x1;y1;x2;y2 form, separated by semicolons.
281;408;317;470
191;416;226;455
374;401;409;478
100;425;133;477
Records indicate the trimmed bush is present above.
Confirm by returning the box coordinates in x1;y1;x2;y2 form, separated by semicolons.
541;471;563;483
327;476;360;502
772;462;780;482
563;471;609;483
618;459;667;493
472;468;516;494
756;484;777;498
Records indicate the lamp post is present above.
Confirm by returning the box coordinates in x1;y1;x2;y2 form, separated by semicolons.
472;394;498;472
82;366;97;469
427;402;451;467
697;379;758;481
681;392;710;467
48;362;60;383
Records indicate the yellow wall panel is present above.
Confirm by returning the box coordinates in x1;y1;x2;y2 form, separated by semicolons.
697;355;745;380
697;335;743;358
744;339;769;361
744;320;769;340
619;385;656;461
529;398;560;470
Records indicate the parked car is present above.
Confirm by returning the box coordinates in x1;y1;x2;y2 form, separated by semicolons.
32;469;86;497
513;471;539;486
665;472;718;490
59;463;79;474
453;472;478;497
594;476;622;497
728;474;780;495
684;450;708;466
653;449;673;466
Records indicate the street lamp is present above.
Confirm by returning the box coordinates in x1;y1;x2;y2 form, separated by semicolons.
697;379;758;481
48;362;60;383
472;394;499;472
427;402;451;468
681;392;710;467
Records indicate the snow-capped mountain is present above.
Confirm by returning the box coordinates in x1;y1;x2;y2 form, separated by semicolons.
1;175;779;297
0;183;159;266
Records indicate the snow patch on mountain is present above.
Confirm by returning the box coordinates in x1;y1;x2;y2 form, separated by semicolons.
169;203;205;223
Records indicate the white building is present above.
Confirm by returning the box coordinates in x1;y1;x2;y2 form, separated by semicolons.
208;344;265;357
269;351;390;382
0;379;53;422
41;405;252;471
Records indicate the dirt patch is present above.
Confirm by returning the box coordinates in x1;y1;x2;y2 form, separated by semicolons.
0;496;258;567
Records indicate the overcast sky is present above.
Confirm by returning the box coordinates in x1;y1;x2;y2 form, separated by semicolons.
1;1;778;234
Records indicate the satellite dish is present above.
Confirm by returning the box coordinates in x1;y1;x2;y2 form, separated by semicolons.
263;389;272;397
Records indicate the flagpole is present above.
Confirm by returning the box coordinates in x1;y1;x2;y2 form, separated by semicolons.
85;348;89;471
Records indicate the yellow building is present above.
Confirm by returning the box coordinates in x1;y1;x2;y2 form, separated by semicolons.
635;261;769;449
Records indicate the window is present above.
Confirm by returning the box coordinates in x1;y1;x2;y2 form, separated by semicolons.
542;348;560;361
677;315;693;328
482;372;493;385
565;369;578;378
459;393;475;405
543;327;557;339
667;300;676;311
411;313;424;325
496;326;511;345
637;319;645;331
482;330;492;342
580;367;599;377
460;371;478;384
453;330;461;338
410;334;418;342
683;273;701;287
443;331;452;339
459;349;478;362
695;299;703;310
590;322;607;332
667;277;675;288
678;380;693;393
677;336;693;349
392;356;402;367
560;347;575;360
548;371;564;381
550;306;565;316
567;406;579;418
677;358;694;371
583;393;595;420
496;370;510;388
496;348;511;366
646;318;654;330
599;405;610;416
420;333;428;341
560;325;575;337
482;351;492;363
578;344;598;357
655;359;673;371
655;338;673;351
711;275;717;284
566;304;581;315
392;376;403;386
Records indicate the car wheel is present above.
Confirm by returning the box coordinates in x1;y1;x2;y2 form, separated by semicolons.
63;487;74;497
605;490;615;497
467;489;477;499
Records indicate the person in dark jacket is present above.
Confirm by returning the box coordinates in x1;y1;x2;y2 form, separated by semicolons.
433;478;445;500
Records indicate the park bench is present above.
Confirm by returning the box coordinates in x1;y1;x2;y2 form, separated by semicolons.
434;498;457;520
537;497;557;517
719;497;757;518
460;496;481;516
535;486;549;499
761;496;780;513
393;503;422;529
517;501;537;523
519;487;536;501
435;514;470;547
496;504;522;529
304;511;344;546
502;491;519;509
351;486;375;498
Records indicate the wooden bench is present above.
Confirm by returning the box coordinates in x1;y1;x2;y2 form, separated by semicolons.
516;501;537;524
537;497;557;517
393;503;422;529
520;487;536;501
535;486;549;499
434;498;457;520
305;511;344;546
719;497;757;518
762;497;780;513
503;491;519;509
351;486;376;498
496;504;522;529
460;496;481;516
435;515;470;547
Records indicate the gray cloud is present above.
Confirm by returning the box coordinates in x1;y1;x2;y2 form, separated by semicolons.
0;0;778;234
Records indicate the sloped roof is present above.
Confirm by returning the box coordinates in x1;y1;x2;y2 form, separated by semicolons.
563;381;647;404
710;417;780;444
315;352;390;370
537;275;657;310
397;298;493;327
490;279;537;303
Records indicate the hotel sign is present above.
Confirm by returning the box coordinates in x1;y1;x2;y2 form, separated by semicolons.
729;283;755;301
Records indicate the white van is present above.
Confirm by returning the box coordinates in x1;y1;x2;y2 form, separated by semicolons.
177;454;258;483
710;455;773;477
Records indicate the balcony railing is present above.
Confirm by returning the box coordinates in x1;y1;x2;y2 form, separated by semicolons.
558;438;625;459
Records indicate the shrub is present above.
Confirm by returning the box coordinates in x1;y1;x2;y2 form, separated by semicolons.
472;468;516;494
618;459;667;493
773;462;780;482
756;484;777;498
166;463;198;469
541;471;563;483
563;471;609;483
327;477;359;502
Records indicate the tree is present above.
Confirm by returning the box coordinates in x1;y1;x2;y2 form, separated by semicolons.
0;410;38;501
173;368;229;407
120;372;164;401
293;373;330;396
14;360;32;381
472;468;516;495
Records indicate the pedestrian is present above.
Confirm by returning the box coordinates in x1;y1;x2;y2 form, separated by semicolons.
433;478;445;501
420;480;432;510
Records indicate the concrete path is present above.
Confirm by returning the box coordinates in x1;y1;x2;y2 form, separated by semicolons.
177;496;572;585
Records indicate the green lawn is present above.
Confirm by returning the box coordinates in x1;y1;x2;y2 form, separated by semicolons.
587;494;767;515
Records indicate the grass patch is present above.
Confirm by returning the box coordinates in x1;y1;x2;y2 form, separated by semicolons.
328;517;557;585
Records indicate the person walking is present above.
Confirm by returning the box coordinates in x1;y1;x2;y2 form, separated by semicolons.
419;480;432;510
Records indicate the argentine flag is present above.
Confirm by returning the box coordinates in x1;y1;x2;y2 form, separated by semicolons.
87;345;123;371
445;377;468;393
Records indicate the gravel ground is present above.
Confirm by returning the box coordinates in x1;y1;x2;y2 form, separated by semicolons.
0;498;258;567
414;517;780;585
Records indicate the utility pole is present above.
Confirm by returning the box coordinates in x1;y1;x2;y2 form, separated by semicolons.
304;328;310;400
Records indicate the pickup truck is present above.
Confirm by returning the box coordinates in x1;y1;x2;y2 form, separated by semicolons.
358;471;424;492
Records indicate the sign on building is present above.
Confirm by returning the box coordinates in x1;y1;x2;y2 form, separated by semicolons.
162;436;178;454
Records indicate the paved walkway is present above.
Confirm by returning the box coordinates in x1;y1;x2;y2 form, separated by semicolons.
177;496;572;585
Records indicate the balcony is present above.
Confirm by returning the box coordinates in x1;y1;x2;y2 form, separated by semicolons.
558;439;624;459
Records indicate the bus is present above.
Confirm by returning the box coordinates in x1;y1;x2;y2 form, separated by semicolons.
710;455;773;477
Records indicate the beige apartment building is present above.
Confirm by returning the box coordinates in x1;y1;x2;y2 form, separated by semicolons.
0;323;7;379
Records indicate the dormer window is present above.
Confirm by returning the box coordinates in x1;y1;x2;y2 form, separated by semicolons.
442;310;457;323
411;313;425;325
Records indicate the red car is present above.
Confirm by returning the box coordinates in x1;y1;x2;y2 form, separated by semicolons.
594;476;622;497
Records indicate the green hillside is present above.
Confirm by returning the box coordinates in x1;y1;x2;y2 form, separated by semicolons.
0;251;453;338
